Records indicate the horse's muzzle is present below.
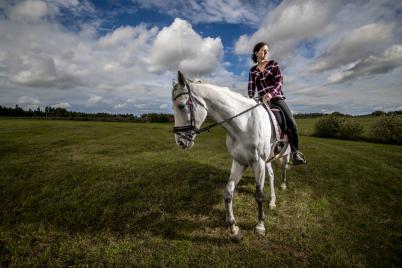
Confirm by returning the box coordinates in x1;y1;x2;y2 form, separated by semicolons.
175;132;195;149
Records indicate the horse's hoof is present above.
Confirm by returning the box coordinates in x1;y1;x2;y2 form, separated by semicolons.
255;224;266;236
229;226;241;241
280;183;287;190
269;202;276;209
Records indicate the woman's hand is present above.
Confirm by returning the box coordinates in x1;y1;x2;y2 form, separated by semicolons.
262;93;272;102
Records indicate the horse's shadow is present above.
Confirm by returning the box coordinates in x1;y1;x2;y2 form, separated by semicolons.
122;160;228;240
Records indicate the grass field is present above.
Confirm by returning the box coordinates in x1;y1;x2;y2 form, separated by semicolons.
1;118;401;266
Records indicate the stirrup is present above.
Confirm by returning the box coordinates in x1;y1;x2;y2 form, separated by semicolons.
292;151;306;165
274;140;285;154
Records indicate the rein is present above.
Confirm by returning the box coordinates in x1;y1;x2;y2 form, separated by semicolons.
196;101;262;134
172;82;264;139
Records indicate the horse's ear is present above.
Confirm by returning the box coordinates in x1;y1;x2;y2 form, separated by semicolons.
172;80;177;87
178;70;186;86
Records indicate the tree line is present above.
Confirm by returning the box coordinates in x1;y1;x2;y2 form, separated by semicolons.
0;105;174;123
294;110;402;118
1;105;401;123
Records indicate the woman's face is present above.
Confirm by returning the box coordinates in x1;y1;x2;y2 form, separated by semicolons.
256;45;269;62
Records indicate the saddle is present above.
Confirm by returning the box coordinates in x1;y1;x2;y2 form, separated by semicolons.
262;102;289;155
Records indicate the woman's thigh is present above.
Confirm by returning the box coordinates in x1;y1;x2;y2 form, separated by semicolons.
271;99;297;131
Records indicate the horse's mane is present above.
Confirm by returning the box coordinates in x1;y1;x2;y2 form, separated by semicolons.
190;80;253;104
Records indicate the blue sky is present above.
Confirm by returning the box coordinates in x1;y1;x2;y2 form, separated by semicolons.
0;0;401;115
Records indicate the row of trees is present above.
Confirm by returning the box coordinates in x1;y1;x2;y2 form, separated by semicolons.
1;105;401;123
294;110;402;118
0;105;174;123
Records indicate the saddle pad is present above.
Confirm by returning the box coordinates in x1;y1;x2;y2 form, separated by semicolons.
263;102;281;141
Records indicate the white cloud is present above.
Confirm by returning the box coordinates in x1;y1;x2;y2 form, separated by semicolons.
147;18;223;76
9;0;48;21
52;102;71;109
17;95;40;110
8;53;57;87
18;96;40;105
98;26;136;48
98;25;153;48
327;45;402;83
87;96;103;106
160;104;168;109
113;103;127;109
0;6;162;95
311;23;395;72
113;98;136;110
234;0;337;57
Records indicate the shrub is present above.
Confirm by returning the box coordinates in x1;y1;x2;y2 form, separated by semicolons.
370;115;402;144
371;110;386;116
314;116;364;140
339;118;364;140
314;115;344;138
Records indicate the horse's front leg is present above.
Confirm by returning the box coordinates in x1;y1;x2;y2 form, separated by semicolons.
266;162;276;209
224;160;246;240
254;159;266;236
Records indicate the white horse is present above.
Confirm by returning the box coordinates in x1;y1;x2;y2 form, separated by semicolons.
172;71;291;239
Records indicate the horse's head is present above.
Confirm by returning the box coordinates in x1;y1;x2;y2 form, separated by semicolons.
171;71;207;149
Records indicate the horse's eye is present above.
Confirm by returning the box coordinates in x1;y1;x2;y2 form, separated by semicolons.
178;103;186;110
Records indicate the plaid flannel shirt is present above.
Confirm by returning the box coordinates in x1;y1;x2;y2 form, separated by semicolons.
248;60;284;100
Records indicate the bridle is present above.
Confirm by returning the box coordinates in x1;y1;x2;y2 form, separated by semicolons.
172;82;205;142
172;81;264;142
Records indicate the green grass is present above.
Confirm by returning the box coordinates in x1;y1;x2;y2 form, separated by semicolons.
296;118;318;136
1;118;401;267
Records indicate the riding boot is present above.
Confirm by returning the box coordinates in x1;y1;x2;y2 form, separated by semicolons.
292;150;306;165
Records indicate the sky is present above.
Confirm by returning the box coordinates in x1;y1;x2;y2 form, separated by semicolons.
0;0;401;115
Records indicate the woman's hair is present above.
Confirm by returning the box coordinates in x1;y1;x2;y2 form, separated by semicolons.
251;42;269;63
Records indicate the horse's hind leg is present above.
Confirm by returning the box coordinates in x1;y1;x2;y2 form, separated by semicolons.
224;160;246;240
254;159;266;236
266;162;276;209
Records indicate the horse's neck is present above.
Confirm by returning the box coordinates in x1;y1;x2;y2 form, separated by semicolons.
192;83;254;133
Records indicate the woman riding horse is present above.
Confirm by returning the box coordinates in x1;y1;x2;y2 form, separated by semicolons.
248;42;306;165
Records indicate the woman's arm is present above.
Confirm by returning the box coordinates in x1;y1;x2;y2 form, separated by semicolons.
270;62;283;97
